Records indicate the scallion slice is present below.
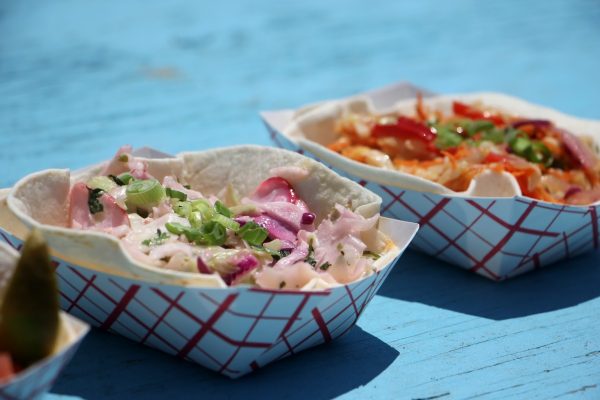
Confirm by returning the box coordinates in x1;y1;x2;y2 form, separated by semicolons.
238;222;269;246
166;187;187;201
126;179;165;209
87;176;117;192
213;214;240;232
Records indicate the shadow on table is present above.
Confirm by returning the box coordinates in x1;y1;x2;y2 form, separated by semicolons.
378;249;600;320
53;325;398;400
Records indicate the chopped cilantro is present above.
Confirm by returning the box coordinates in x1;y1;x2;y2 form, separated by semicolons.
87;187;104;214
304;238;317;267
142;229;169;246
319;262;331;271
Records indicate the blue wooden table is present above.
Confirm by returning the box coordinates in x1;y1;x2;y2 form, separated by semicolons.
2;0;600;398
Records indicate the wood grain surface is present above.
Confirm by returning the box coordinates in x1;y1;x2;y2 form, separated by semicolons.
1;0;599;399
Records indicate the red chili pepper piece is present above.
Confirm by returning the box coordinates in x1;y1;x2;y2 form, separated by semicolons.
372;116;436;142
483;152;508;164
453;101;504;126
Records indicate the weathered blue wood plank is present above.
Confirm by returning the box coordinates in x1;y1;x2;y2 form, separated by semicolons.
1;0;599;398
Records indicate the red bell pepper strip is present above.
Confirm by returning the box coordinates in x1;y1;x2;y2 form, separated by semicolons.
372;116;436;142
453;101;504;126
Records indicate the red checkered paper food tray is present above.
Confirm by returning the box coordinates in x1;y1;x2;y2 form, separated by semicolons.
0;241;89;400
0;216;416;379
260;82;600;280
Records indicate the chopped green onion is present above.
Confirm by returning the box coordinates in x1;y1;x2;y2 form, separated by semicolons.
213;214;240;231
165;222;188;236
87;176;117;192
174;201;192;218
117;172;134;185
166;187;187;201
191;199;214;220
189;211;203;228
464;119;495;136
197;221;227;246
214;200;232;218
126;179;165;209
237;222;269;246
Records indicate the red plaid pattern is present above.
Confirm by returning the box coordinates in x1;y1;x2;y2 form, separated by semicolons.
264;124;600;281
0;229;404;379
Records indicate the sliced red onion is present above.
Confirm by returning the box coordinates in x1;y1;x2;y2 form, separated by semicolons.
252;177;298;204
197;257;211;274
254;214;298;243
558;128;599;171
564;186;582;199
223;254;259;285
301;212;316;225
511;119;552;129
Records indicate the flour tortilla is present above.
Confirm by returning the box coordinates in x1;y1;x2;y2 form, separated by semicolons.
284;92;600;203
7;146;387;288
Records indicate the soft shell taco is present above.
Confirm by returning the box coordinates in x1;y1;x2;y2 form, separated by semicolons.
8;146;400;290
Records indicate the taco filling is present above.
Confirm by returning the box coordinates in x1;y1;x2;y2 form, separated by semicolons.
328;96;600;205
68;146;391;289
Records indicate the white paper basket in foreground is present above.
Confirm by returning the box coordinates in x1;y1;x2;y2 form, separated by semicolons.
260;82;600;281
0;241;89;399
0;146;418;378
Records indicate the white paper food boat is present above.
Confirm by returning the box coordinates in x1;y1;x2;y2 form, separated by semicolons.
261;82;600;280
0;146;418;378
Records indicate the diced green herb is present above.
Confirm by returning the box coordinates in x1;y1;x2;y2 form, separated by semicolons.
165;187;187;201
142;229;169;246
87;188;104;214
109;175;125;186
304;238;317;267
363;251;381;260
319;262;331;271
238;222;269;246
